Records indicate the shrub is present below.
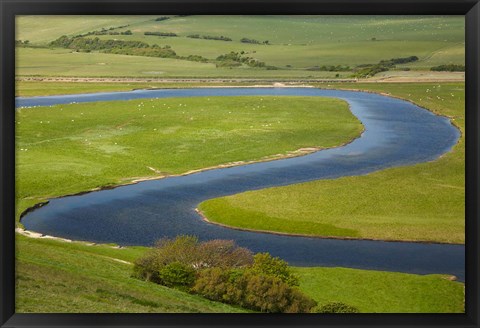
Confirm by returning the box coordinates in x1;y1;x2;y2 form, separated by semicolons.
196;239;253;269
193;268;316;313
313;302;360;313
158;262;196;290
133;236;253;284
191;267;232;301
133;235;198;283
250;253;299;286
237;270;316;313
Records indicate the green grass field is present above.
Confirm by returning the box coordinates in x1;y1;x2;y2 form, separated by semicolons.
16;96;362;222
16;15;156;44
199;83;465;244
294;267;464;313
16;15;464;78
16;235;464;313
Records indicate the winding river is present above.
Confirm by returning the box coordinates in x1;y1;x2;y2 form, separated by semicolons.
17;88;465;280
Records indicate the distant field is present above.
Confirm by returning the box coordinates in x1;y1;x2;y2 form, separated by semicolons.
199;83;465;244
15;48;339;78
16;15;464;78
16;15;156;44
16;235;464;313
16;96;362;224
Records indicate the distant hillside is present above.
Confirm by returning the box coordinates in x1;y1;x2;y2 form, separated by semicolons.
16;15;465;78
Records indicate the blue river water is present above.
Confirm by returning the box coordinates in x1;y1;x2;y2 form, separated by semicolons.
17;88;465;280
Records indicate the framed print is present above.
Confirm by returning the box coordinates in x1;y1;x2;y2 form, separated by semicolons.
1;0;479;327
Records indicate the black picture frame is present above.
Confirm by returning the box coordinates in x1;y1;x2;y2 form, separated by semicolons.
1;1;479;327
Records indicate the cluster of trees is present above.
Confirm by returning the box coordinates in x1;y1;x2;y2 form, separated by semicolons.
15;40;30;46
133;236;318;313
352;55;419;78
103;30;132;36
307;65;351;72
144;31;178;37
155;17;170;22
71;25;131;38
379;56;419;66
49;36;176;58
240;37;269;45
431;64;465;72
187;34;232;41
177;54;210;63
216;51;269;68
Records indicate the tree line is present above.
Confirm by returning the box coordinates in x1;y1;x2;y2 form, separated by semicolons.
430;64;465;72
48;36;275;70
352;55;419;78
49;36;177;58
187;34;232;41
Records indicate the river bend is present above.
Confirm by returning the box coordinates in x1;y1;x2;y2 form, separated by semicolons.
17;88;464;280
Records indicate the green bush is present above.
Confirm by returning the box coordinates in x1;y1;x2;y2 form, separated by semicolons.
191;267;232;301
192;268;316;313
237;270;316;313
133;236;253;285
250;253;299;286
158;262;196;290
313;302;360;313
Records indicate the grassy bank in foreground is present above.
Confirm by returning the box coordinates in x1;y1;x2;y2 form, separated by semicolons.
199;83;465;243
16;235;247;313
16;235;464;313
16;96;362;222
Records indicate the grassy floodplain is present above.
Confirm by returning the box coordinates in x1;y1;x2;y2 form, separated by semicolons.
16;95;363;222
16;235;464;313
199;83;465;244
14;82;465;313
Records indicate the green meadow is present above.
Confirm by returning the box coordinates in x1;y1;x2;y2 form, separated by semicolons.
16;96;362;223
16;235;464;313
16;15;464;78
199;83;465;244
